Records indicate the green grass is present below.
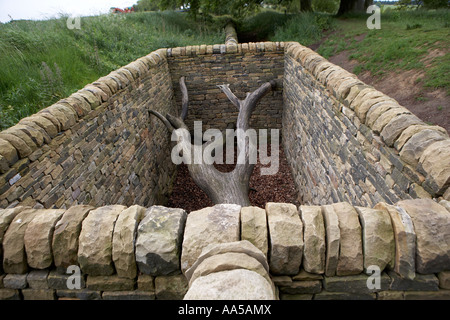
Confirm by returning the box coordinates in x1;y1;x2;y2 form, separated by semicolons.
0;11;223;130
315;9;450;93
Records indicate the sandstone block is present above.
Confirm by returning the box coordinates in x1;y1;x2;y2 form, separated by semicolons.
137;274;155;291
184;269;275;300
332;202;363;275
181;204;240;273
397;199;450;274
0;289;21;300
374;202;416;280
3;273;28;289
86;275;135;291
136;206;186;276
155;274;188;300
399;129;447;167
388;271;439;291
321;205;340;276
185;240;269;282
2;208;39;273
323;273;390;294
356;207;395;273
404;291;450;300
52;205;93;270
381;114;423;147
26;269;49;289
365;102;400;128
418;140;450;195
22;289;56;300
78;205;125;275
102;291;155;300
48;270;86;290
240;206;268;257
112;205;146;279
314;291;376;300
0;139;19;165
299;206;325;274
372;107;410;134
266;202;303;275
0;207;25;272
278;280;322;294
188;252;271;288
24;209;65;269
0;132;32;158
395;124;448;151
438;271;450;289
56;289;100;300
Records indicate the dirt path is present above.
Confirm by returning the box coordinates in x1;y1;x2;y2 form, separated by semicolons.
310;39;450;133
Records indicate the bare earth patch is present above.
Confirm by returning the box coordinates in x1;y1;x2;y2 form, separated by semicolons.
327;49;450;133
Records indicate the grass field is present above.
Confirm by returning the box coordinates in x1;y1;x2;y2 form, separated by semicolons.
314;9;449;93
0;11;223;130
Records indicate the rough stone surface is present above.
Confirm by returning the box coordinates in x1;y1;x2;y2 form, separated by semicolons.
184;269;275;300
0;289;21;300
3;273;28;289
332;202;363;275
403;291;450;300
56;289;100;300
292;269;324;281
388;271;439;291
78;205;125;276
399;129;447;167
2;208;39;274
240;206;268;257
26;270;49;289
323;273;390;294
188;252;271;288
155;275;188;300
438;271;450;289
314;291;376;300
22;289;56;300
0;207;25;272
137;274;155;291
278;280;322;294
181;204;240;273
299;206;325;274
266;202;303;275
112;205;146;279
185;240;269;282
102;291;155;300
48;270;86;290
136;205;186;276
397;199;450;274
321;205;340;277
86;275;135;291
24;209;65;269
374;202;416;280
380;114;422;147
52;205;93;270
418;140;450;194
356;207;395;273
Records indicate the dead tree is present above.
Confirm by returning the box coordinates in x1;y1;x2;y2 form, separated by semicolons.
149;77;276;206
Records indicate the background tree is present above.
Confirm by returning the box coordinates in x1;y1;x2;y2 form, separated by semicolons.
337;0;373;15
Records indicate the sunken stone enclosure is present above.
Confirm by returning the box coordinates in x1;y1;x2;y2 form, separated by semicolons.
0;26;449;300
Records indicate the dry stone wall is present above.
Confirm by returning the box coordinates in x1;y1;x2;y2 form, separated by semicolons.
0;49;177;209
283;42;450;207
167;42;285;132
1;200;449;300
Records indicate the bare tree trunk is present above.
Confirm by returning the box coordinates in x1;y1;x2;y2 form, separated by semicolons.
149;77;275;206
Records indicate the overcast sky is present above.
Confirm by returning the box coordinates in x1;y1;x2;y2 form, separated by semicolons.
0;0;138;23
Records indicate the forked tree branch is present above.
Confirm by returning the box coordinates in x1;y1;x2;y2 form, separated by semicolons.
180;76;189;120
217;84;241;110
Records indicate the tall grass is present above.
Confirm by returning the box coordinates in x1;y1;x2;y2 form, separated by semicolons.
0;11;223;130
